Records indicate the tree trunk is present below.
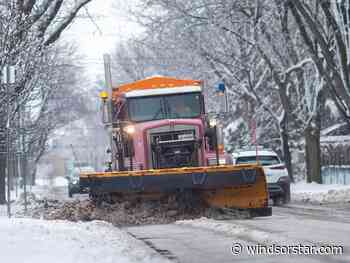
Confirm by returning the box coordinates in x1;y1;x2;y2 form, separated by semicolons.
280;115;294;182
0;154;6;204
10;155;15;191
0;112;6;203
305;88;324;184
304;125;321;183
30;165;36;186
281;128;294;183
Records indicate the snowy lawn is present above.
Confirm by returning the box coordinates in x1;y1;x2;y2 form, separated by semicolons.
291;181;350;204
0;217;170;263
0;205;6;217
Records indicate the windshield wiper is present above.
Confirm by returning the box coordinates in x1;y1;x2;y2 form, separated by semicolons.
152;99;165;120
163;98;171;118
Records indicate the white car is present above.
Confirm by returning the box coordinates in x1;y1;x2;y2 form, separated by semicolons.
232;148;290;206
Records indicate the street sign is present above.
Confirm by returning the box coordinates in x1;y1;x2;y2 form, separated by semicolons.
217;82;225;93
216;82;228;112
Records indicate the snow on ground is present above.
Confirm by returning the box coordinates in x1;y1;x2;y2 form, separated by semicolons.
292;181;350;204
176;217;312;246
32;178;70;202
55;176;69;186
177;217;275;243
0;205;7;217
36;176;68;187
0;217;171;263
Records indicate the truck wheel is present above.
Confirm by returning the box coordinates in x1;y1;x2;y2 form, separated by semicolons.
273;197;284;206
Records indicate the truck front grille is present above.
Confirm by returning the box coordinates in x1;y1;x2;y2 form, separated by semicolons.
150;129;199;169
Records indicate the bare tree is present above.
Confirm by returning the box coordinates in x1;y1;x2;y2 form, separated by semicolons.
0;0;92;204
289;0;350;122
118;0;335;183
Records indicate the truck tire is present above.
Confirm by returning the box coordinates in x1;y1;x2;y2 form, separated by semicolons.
272;196;284;206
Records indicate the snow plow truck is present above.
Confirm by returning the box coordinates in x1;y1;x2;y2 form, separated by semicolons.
79;74;271;217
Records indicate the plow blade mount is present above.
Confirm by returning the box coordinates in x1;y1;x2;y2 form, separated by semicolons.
80;164;271;216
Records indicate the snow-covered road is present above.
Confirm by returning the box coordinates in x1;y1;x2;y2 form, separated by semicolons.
126;204;350;263
1;182;349;262
0;217;171;263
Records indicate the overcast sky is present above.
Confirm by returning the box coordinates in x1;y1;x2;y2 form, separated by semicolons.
62;0;142;81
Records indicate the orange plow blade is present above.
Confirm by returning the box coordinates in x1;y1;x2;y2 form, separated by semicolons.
80;164;271;217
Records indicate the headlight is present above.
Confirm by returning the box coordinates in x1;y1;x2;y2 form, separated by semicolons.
72;179;79;185
209;118;217;127
124;125;135;134
219;158;226;165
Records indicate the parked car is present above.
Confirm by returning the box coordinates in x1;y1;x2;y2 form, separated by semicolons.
232;147;290;206
67;166;95;198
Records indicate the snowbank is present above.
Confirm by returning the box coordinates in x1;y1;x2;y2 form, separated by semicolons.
36;176;68;187
0;205;6;217
54;176;69;186
176;217;304;246
0;217;170;263
177;217;272;242
292;181;350;204
36;163;54;181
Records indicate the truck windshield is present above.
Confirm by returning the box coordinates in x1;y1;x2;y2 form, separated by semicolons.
128;92;202;122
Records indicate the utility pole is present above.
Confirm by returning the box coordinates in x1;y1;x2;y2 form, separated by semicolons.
103;54;116;170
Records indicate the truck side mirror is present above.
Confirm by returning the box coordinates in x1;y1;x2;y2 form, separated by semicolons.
205;127;216;151
205;126;215;137
101;100;112;124
124;136;134;157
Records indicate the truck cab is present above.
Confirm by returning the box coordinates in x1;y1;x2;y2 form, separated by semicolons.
108;77;230;171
